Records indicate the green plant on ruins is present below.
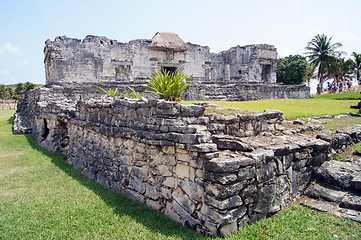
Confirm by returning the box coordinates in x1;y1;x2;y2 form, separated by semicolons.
98;86;120;98
145;69;193;101
122;87;144;99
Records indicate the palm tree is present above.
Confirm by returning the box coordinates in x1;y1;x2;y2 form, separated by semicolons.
305;34;343;88
351;52;361;84
330;57;353;83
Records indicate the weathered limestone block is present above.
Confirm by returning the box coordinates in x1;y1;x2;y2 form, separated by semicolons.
238;166;256;181
162;145;176;155
179;180;203;203
211;135;253;151
306;183;347;203
205;157;244;173
172;187;196;214
172;200;200;226
155;165;173;177
175;163;190;179
205;181;248;199
124;189;145;203
255;161;277;183
340;193;361;211
244;149;274;168
219;221;238;236
317;160;361;190
145;183;159;200
163;177;177;188
205;195;243;210
146;199;164;211
187;143;217;153
131;167;148;182
205;172;238;185
130;179;146;194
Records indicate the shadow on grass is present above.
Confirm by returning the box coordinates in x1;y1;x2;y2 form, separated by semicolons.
7;116;14;133
23;134;207;239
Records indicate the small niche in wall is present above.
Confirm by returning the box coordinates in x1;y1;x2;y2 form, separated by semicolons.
42;119;50;140
57;120;69;149
161;66;177;74
115;64;131;75
239;70;242;75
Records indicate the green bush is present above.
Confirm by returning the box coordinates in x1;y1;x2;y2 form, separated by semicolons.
98;86;120;98
277;55;308;85
145;70;192;101
123;87;144;99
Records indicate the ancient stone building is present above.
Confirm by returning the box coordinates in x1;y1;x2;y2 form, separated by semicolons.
44;32;309;100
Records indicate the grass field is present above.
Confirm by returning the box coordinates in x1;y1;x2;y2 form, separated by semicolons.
1;97;361;239
186;92;361;120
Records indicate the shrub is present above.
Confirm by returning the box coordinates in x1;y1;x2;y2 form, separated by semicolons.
98;87;120;98
145;70;192;101
123;87;144;99
277;55;308;85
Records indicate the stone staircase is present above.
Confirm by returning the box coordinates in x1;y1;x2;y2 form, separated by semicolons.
301;160;361;223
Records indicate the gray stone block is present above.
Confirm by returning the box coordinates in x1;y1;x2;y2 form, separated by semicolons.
306;183;347;203
340;193;361;211
205;195;243;210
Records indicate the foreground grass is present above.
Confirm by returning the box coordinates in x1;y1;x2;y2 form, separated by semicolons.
186;92;361;120
1;110;360;239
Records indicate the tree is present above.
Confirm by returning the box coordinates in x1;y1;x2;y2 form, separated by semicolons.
351;52;361;84
15;83;25;94
304;64;314;87
329;57;353;83
24;82;37;91
0;84;6;100
7;87;14;99
305;34;343;88
277;55;309;85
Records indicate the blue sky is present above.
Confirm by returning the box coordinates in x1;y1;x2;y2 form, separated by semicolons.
1;0;361;85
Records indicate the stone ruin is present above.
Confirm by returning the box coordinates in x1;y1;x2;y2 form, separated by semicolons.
13;84;361;236
12;33;361;236
44;32;309;101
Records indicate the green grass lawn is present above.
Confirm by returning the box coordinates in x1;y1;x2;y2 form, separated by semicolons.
186;92;361;120
1;107;361;239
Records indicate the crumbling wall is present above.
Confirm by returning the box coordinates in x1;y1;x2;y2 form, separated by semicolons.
43;34;309;101
14;85;330;236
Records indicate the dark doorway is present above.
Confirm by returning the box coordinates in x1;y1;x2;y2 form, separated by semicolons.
42;119;50;140
161;66;177;75
261;65;271;81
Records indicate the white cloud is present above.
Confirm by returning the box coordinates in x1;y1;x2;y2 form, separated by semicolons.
0;42;22;55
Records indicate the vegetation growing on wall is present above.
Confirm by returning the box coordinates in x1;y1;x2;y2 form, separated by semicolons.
98;86;144;99
98;86;120;98
145;70;192;101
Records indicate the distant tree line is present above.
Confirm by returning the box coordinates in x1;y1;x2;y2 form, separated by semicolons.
277;34;361;89
0;82;37;102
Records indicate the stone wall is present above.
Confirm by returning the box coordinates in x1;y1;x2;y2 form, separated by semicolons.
184;81;310;101
42;33;310;101
14;85;330;236
44;34;278;84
